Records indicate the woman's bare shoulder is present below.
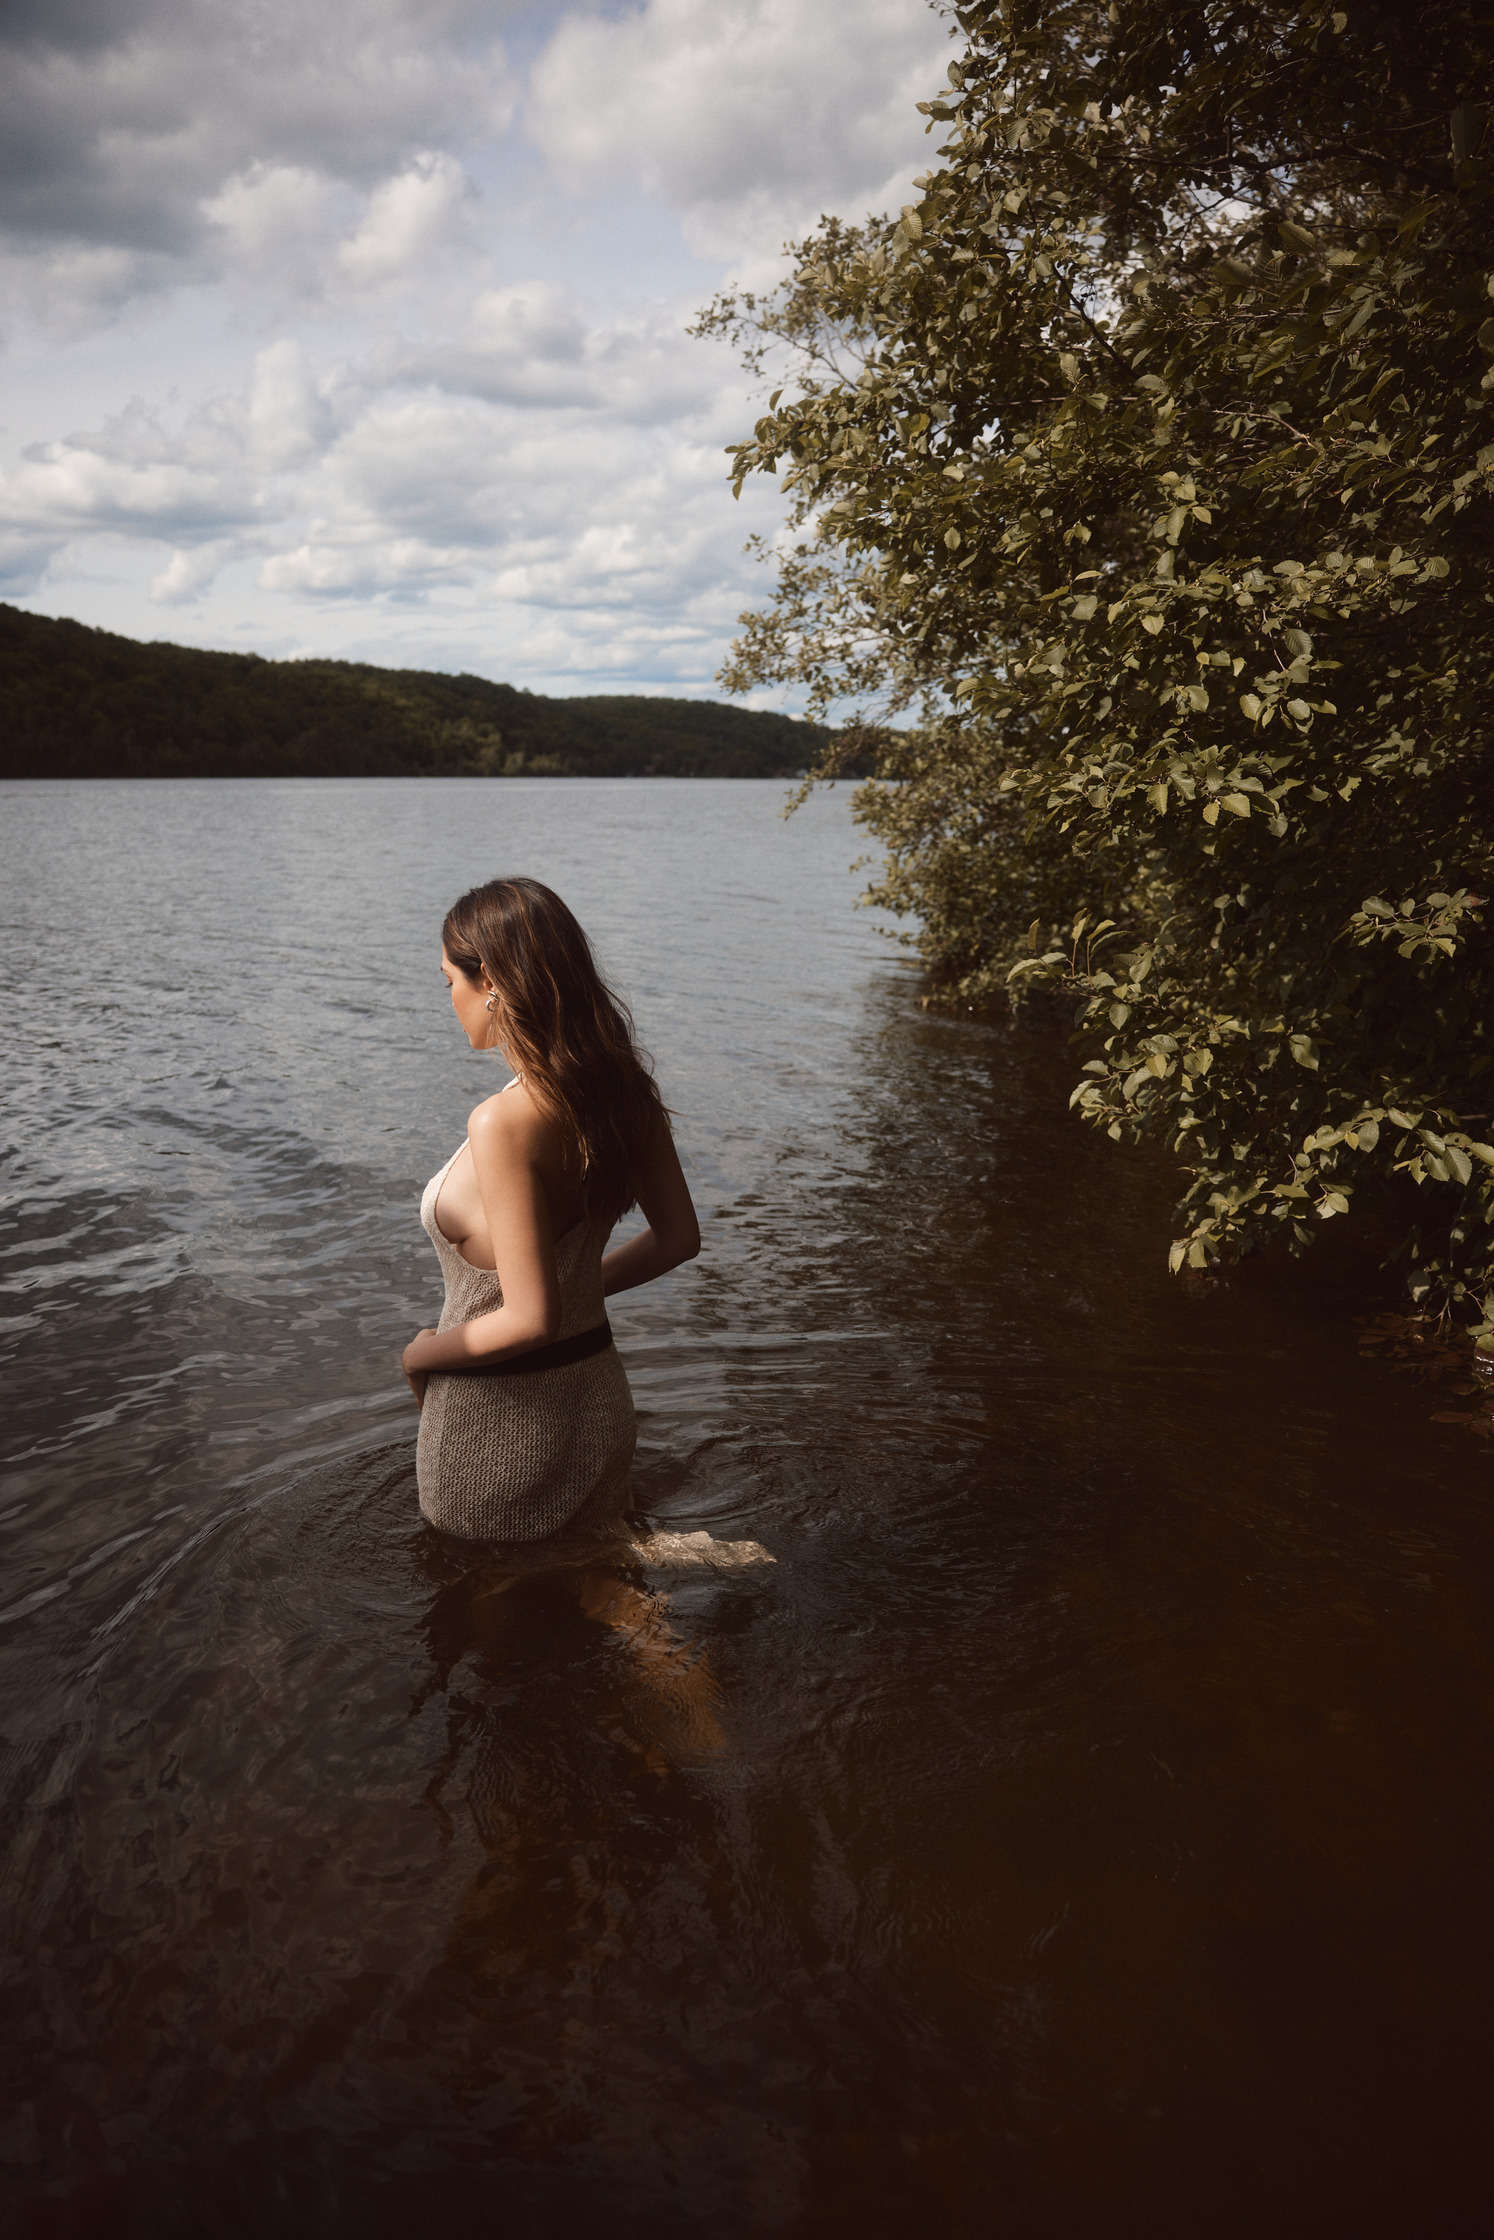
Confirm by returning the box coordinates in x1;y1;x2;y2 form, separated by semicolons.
467;1080;550;1146
468;1086;519;1130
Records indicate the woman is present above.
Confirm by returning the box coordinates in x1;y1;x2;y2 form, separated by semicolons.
403;876;700;1548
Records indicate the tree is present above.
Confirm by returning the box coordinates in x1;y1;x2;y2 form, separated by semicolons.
703;0;1494;1320
0;605;824;780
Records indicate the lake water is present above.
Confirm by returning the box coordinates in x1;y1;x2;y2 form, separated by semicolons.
2;778;1490;2238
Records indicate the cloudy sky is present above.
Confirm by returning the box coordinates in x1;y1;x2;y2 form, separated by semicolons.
0;0;950;696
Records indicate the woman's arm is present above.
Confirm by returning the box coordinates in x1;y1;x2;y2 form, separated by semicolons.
402;1093;562;1380
601;1114;701;1297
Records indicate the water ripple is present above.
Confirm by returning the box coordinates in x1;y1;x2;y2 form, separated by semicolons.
1;780;1491;2236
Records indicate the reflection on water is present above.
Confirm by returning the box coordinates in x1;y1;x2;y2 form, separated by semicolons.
2;779;1492;2238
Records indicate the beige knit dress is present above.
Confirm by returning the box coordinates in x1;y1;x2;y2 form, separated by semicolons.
415;1143;637;1544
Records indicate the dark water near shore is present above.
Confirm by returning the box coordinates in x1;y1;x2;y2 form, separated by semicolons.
2;777;1491;2238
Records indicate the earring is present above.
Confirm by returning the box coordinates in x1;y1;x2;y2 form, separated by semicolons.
485;995;497;1013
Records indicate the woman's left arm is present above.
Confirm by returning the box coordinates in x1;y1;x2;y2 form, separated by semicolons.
600;1110;700;1297
402;1094;562;1385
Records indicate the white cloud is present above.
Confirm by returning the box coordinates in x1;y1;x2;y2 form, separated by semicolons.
1;0;947;692
337;151;473;285
0;1;518;300
526;0;949;261
4;403;250;537
257;326;753;587
0;522;66;597
384;283;719;419
149;538;234;602
202;163;351;297
248;340;334;472
469;281;588;371
0;241;178;342
1;256;770;643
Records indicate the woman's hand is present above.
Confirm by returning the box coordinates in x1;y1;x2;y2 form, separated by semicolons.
403;1329;437;1410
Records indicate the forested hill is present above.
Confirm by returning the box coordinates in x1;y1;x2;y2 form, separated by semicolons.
0;604;823;779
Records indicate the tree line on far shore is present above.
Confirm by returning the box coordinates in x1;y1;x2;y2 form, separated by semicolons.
0;604;825;781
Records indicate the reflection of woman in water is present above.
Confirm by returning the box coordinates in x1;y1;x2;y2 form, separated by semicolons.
403;877;764;1754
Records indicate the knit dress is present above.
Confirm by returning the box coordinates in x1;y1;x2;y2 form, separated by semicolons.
415;1143;637;1544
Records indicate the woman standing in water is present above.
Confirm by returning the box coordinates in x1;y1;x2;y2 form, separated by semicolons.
405;877;768;1761
402;876;700;1549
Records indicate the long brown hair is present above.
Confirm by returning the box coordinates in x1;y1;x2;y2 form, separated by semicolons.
441;877;666;1227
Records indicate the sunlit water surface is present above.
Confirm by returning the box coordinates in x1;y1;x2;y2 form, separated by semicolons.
1;778;1490;2238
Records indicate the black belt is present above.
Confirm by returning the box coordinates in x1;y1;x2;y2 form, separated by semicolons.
444;1320;614;1379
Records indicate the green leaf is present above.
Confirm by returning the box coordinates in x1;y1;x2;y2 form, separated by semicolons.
711;2;1494;1330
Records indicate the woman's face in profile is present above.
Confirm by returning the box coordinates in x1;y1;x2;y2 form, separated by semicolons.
441;948;493;1048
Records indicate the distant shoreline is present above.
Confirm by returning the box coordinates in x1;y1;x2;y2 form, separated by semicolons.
0;603;831;783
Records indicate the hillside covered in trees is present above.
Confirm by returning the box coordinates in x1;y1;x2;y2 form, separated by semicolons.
0;604;823;780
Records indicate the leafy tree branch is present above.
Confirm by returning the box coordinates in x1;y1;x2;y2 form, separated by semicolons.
709;0;1494;1323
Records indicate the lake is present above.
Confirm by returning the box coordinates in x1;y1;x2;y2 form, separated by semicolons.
2;778;1490;2237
